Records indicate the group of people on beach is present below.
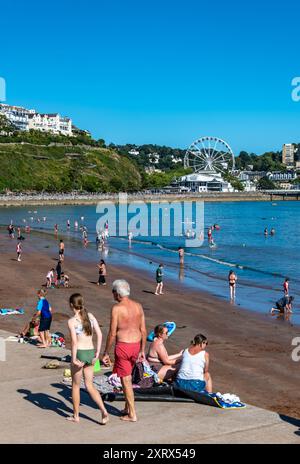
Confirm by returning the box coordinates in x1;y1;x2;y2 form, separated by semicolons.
65;279;211;424
7;211;296;428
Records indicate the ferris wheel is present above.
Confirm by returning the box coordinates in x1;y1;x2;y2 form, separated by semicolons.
184;136;235;174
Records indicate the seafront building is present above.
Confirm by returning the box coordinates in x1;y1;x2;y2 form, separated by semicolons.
170;171;235;193
0;103;72;136
282;143;295;166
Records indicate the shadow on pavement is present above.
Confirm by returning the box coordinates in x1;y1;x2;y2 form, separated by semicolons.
279;414;300;436
17;388;102;425
52;382;121;417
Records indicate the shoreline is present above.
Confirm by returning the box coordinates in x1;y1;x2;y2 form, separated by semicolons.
0;232;299;418
0;191;293;207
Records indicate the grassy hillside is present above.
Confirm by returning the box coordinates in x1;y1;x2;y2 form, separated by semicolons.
0;144;142;192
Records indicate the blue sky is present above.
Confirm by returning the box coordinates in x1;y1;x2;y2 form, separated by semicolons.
1;0;300;154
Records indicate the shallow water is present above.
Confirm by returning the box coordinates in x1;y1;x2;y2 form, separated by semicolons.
1;200;299;326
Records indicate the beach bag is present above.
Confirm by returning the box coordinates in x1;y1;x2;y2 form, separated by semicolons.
132;362;155;388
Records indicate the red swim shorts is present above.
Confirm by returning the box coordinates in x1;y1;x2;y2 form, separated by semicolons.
113;341;141;378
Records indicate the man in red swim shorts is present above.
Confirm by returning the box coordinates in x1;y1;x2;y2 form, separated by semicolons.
102;279;147;422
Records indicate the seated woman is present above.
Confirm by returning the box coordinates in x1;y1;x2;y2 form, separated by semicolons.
147;324;183;381
175;333;212;393
19;316;40;339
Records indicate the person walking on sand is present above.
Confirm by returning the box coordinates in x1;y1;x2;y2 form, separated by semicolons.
178;247;184;265
67;293;108;425
34;289;52;348
59;239;65;262
16;241;22;262
155;264;164;295
228;270;237;300
102;280;147;422
97;259;107;286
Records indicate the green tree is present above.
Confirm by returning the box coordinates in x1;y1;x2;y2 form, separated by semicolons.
257;176;276;190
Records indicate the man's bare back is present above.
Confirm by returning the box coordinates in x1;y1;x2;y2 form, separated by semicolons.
114;298;144;343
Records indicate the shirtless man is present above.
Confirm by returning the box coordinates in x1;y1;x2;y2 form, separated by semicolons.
102;280;147;422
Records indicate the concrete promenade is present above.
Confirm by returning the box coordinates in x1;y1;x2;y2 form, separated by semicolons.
0;330;299;444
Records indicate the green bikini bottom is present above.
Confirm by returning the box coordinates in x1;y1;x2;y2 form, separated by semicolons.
76;349;95;366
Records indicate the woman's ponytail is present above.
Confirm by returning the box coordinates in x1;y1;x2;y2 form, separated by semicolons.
69;293;92;336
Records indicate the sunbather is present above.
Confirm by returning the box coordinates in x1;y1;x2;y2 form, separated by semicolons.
147;324;183;381
175;333;213;393
19;317;40;338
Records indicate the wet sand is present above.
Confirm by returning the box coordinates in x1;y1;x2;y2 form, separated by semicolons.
0;233;299;419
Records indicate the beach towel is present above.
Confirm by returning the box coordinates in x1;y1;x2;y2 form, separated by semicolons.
62;374;115;394
173;387;246;409
0;308;24;316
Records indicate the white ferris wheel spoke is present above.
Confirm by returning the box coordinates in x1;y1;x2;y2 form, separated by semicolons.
192;150;208;162
200;140;210;158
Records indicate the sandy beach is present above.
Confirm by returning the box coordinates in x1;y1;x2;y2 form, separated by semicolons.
0;232;299;420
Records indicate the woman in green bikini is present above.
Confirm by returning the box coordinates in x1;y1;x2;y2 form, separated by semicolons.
67;293;109;425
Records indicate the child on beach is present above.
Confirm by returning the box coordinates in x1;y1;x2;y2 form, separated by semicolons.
33;289;53;348
67;293;108;424
59;272;70;288
46;268;55;288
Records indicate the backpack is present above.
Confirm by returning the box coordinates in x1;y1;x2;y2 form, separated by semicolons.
132;362;156;388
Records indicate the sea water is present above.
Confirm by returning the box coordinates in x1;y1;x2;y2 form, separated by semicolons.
0;200;299;325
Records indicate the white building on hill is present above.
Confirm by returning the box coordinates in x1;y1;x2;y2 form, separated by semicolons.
0;103;72;136
28;113;72;136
